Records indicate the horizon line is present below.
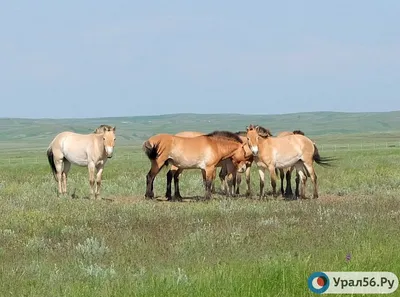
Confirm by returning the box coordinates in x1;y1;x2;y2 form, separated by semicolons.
1;110;400;121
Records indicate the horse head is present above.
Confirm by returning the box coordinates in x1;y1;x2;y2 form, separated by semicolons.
102;126;116;158
246;124;272;156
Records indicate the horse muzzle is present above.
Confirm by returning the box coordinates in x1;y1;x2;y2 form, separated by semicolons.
105;146;114;158
251;146;259;156
237;167;246;174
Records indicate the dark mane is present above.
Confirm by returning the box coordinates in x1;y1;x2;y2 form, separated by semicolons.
246;124;273;138
246;125;273;138
206;130;243;143
235;131;247;136
93;124;114;133
293;130;305;135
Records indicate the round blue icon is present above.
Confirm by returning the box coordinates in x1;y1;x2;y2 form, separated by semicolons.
308;271;330;294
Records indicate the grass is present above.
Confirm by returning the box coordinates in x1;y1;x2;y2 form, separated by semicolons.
0;139;400;296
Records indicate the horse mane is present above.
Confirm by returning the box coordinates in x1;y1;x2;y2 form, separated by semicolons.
93;124;114;134
235;131;247;136
293;130;305;135
247;124;273;138
205;131;243;143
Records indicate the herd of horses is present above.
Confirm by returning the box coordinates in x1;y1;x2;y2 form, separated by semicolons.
46;124;335;201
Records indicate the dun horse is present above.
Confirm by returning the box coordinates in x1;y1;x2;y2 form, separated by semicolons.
143;131;251;200
166;131;247;200
246;124;334;199
46;125;116;199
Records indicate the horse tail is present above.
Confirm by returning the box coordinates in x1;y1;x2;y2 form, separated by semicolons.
312;144;337;167
46;146;58;181
142;140;159;160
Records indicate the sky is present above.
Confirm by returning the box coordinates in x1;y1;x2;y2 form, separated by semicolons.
0;0;399;118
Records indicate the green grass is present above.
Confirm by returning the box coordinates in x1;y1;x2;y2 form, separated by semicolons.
0;142;400;296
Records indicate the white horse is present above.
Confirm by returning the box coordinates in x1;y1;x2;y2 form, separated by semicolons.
46;125;116;199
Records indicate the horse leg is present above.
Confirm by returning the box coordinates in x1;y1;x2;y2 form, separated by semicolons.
202;167;215;200
231;171;237;197
94;164;104;199
226;172;234;197
269;165;278;198
219;165;227;194
62;159;71;195
285;167;294;197
173;168;184;200
303;161;318;199
236;172;242;195
54;158;64;197
88;163;96;199
295;170;300;199
211;168;216;194
298;170;307;199
294;162;307;199
245;165;252;197
226;161;237;197
279;168;285;196
145;158;166;199
258;167;266;199
165;168;175;200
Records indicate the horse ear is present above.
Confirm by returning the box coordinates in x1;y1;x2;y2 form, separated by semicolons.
246;124;253;131
112;126;116;132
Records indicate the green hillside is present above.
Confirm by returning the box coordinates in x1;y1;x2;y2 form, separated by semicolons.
0;111;400;149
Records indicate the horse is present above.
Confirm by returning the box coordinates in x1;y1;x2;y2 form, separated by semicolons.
275;130;305;198
245;124;334;199
165;131;248;200
142;131;252;200
234;127;274;198
46;125;116;199
218;130;255;197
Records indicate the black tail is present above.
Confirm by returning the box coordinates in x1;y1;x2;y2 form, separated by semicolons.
46;147;58;181
142;140;159;160
313;144;338;167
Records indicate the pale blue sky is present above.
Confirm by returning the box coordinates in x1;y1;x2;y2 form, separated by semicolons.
1;1;399;118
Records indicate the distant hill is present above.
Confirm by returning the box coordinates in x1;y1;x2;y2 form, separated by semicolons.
1;111;400;149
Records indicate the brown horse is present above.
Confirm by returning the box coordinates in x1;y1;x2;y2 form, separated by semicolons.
46;125;116;199
275;130;305;198
246;124;334;199
143;131;251;200
165;131;247;200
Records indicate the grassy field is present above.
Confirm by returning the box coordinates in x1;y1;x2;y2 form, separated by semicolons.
0;113;400;296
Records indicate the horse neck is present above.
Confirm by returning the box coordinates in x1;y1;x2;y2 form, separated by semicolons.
256;136;270;151
215;139;241;158
93;134;107;160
